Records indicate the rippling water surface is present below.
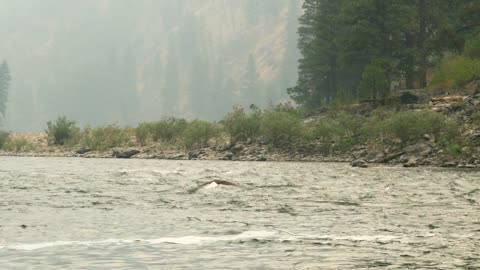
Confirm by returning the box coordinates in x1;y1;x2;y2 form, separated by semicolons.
0;157;479;269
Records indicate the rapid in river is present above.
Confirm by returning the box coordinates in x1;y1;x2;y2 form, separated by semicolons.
0;157;479;269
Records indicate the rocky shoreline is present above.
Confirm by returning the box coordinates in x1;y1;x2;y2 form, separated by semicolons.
2;85;480;169
1;139;478;169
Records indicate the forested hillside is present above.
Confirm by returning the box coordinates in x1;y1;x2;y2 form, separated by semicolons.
289;0;480;108
0;0;300;131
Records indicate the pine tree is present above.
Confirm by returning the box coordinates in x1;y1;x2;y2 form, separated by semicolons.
359;60;390;106
0;61;11;119
289;0;344;107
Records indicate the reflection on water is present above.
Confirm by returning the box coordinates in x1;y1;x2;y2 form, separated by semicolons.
0;157;479;269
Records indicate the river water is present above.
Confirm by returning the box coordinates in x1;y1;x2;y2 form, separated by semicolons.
0;157;479;269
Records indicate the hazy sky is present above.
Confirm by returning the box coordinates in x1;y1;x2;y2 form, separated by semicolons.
0;0;300;131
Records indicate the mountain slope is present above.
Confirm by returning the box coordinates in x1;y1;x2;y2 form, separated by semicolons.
0;0;301;131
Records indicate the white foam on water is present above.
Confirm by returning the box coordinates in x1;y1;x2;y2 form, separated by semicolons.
0;231;278;251
0;232;409;251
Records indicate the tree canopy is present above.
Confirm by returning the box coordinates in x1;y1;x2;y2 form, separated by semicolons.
289;0;480;108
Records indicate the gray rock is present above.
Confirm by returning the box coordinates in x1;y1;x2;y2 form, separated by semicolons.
352;149;367;159
403;158;419;167
170;154;186;160
257;155;267;161
404;142;432;154
441;161;457;168
419;149;432;157
113;149;140;159
366;151;382;162
351;159;368;168
231;144;245;154
457;164;477;169
217;144;232;152
76;147;92;155
399;154;409;164
188;151;201;160
221;152;233;160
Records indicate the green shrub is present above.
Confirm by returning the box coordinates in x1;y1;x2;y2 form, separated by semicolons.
443;143;464;157
429;55;480;90
472;112;480;127
359;59;391;105
310;118;341;142
384;111;459;146
81;124;132;150
135;122;154;146
223;108;261;144
308;118;342;154
0;130;9;149
360;109;392;143
3;137;36;152
464;36;480;59
152;118;188;143
46;116;79;145
335;113;366;144
181;120;220;149
260;111;305;147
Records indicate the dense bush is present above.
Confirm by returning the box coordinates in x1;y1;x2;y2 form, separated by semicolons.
223;107;261;144
181;120;220;149
136;118;188;145
46;116;79;145
80;125;132;150
464;36;480;59
384;111;459;146
310;118;341;142
429;55;480;90
3;137;36;152
260;111;305;147
335;113;366;143
135;122;153;146
152;118;188;142
0;130;9;149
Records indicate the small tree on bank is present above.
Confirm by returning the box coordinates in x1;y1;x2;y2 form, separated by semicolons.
46;116;79;145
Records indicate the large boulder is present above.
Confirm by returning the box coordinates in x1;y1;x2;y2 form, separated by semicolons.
403;157;419;167
231;143;245;154
404;142;433;154
113;149;140;159
351;159;368;168
76;147;92;155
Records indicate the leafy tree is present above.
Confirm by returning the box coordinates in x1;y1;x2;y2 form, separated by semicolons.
46;116;79;146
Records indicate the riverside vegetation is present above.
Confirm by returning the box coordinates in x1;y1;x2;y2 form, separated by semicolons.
1;80;480;168
1;1;479;167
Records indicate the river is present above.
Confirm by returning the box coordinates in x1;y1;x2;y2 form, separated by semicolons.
0;157;479;269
